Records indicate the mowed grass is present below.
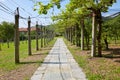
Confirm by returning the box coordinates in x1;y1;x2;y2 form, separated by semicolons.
64;38;120;80
0;39;48;72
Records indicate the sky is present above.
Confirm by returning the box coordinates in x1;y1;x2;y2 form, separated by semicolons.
0;0;120;28
102;0;120;16
0;0;69;27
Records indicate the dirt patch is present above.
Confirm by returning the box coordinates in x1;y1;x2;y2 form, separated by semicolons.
68;43;120;80
0;48;51;80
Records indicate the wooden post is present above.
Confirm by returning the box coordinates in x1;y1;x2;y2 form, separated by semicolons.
36;21;39;50
41;25;43;48
14;7;20;63
28;16;31;55
70;27;72;43
0;42;1;51
43;27;46;46
46;29;48;45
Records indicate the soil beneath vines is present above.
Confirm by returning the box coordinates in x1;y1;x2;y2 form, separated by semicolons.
0;48;51;80
74;45;120;79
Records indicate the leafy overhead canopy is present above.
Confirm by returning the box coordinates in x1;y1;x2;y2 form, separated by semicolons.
34;0;64;14
33;0;116;15
68;0;116;12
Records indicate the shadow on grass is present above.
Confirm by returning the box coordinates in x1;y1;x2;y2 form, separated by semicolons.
105;48;120;54
19;61;43;64
31;53;44;56
41;48;52;50
115;60;120;63
103;48;120;63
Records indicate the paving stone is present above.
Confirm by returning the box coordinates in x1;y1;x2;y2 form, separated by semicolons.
30;38;87;80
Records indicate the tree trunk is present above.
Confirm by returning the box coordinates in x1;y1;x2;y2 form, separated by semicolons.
104;35;108;50
87;36;90;50
97;9;102;57
71;27;73;44
66;29;68;40
70;27;73;43
114;36;117;44
68;28;70;41
81;20;84;50
78;35;81;47
91;11;97;57
85;35;90;50
76;24;81;47
73;27;76;45
84;26;90;50
7;39;9;48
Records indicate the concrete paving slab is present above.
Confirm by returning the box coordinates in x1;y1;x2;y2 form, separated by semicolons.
30;38;87;80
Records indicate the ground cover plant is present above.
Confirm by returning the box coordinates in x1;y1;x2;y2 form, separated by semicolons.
0;38;56;80
64;38;120;80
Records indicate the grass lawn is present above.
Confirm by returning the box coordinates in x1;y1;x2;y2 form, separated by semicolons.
0;38;56;80
0;40;37;71
64;38;120;80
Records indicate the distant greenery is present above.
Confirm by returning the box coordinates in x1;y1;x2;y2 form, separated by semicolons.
102;14;120;49
0;21;14;48
0;40;35;71
0;21;14;41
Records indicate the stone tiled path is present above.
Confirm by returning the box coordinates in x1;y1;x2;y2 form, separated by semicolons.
31;38;87;80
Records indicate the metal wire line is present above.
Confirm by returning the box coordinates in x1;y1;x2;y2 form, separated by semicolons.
11;0;33;16
0;2;14;12
0;8;14;15
0;4;14;15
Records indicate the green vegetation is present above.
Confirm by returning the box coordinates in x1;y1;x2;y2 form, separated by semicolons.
0;38;56;72
0;21;14;48
64;38;120;80
0;40;34;71
102;14;120;48
35;0;116;57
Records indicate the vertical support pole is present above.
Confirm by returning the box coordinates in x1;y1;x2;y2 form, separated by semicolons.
28;16;31;55
97;9;102;57
73;27;75;45
14;7;20;63
71;27;73;44
91;12;96;57
81;19;84;50
68;28;70;41
0;42;1;51
36;21;39;50
44;27;46;46
70;27;72;43
41;25;43;48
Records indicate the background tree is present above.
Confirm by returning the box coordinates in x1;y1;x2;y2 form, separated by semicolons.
0;21;14;48
102;14;120;49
